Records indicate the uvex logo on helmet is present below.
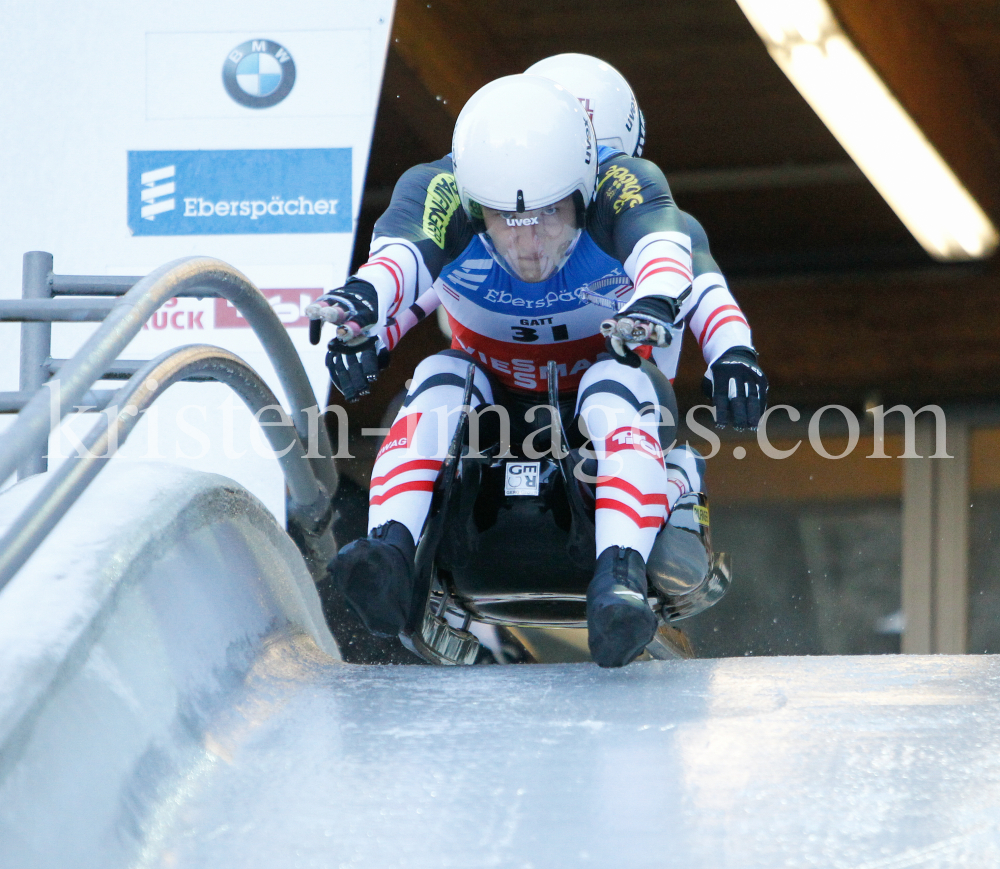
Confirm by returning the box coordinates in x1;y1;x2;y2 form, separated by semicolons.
451;75;599;224
506;216;539;227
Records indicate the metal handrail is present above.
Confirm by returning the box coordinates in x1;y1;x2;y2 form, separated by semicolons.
0;345;335;591
44;358;217;380
0;390;116;414
0;299;116;321
0;256;336;496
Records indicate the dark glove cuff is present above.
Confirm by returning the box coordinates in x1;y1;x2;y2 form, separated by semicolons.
327;334;378;356
715;346;758;366
319;278;379;329
343;276;378;298
620;295;680;326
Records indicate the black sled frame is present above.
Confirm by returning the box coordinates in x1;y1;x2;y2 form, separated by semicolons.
399;361;731;665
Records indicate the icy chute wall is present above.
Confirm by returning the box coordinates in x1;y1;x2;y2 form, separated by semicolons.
0;461;339;869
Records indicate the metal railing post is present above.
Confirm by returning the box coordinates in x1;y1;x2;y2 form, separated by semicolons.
18;252;53;479
0;344;336;590
0;257;337;496
0;255;340;589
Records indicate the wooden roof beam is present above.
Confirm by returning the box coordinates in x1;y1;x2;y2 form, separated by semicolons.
828;0;1000;223
390;0;508;121
378;48;454;158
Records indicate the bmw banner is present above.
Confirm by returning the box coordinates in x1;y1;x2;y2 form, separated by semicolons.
0;5;395;519
222;39;296;109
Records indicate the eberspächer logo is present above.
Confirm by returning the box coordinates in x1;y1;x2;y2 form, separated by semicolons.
222;39;295;109
127;149;352;236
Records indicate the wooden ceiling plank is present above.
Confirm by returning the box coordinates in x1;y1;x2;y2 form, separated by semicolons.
377;49;454;158
827;0;1000;221
390;0;507;120
671;266;1000;408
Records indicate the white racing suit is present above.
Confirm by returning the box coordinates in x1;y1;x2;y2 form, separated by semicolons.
354;147;754;562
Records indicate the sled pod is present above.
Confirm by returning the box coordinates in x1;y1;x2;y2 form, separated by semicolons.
646;491;730;620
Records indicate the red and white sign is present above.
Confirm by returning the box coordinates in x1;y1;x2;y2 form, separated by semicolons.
215;289;323;328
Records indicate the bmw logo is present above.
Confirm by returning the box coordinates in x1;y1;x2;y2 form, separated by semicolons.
222;39;295;109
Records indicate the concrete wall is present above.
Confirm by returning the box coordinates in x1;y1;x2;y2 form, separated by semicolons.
0;462;339;869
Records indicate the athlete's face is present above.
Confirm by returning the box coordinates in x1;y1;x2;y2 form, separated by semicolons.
482;195;579;283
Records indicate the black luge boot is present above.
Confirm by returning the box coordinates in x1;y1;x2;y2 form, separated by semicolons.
328;521;416;637
587;546;658;668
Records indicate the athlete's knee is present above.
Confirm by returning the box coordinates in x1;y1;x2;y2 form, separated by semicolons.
411;351;470;383
577;358;621;394
665;444;706;492
577;365;653;431
580;360;666;405
578;379;679;461
407;351;493;408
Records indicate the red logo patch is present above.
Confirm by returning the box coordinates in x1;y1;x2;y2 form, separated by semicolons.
376;413;422;461
605;426;664;464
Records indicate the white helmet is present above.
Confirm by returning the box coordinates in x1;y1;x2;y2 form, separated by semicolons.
452;74;597;218
525;53;645;157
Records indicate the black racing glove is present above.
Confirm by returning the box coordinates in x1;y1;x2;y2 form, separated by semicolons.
308;278;380;346
702;346;768;430
307;278;388;401
326;336;391;402
600;296;679;367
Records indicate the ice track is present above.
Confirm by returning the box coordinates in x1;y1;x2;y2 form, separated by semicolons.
150;654;1000;869
2;464;1000;868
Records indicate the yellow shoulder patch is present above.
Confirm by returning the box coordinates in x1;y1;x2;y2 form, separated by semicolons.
422;172;461;249
597;163;645;214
